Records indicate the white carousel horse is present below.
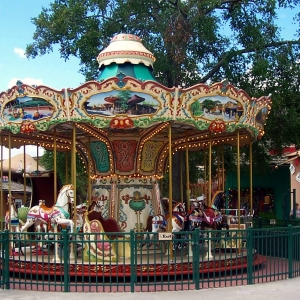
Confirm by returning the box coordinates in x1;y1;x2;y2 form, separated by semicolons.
5;195;21;231
35;202;87;251
21;184;75;234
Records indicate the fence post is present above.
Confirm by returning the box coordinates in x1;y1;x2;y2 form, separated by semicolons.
247;227;253;284
62;229;70;292
3;230;10;290
193;228;200;290
288;224;293;279
130;230;135;293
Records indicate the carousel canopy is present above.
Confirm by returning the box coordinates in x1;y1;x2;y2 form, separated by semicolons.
0;33;272;179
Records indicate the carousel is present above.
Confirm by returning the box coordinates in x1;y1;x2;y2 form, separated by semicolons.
0;34;271;278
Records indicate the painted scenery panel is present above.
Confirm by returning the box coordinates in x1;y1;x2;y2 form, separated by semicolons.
3;96;54;122
191;95;244;122
84;91;159;117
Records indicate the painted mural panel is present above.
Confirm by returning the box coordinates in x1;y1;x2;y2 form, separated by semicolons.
90;141;110;172
2;96;54;122
84;90;159;117
140;141;164;172
112;140;137;172
91;185;111;218
117;186;154;232
191;95;244;122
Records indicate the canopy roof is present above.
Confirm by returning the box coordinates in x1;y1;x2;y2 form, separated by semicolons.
1;153;45;173
0;34;272;179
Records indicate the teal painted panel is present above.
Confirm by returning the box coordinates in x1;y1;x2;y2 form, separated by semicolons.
134;64;156;81
90;141;110;172
98;64;119;81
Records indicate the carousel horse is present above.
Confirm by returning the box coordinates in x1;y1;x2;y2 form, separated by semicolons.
35;202;87;242
88;195;108;213
86;210;121;238
185;191;229;258
5;194;20;231
185;191;228;231
21;184;75;234
4;194;26;255
144;199;186;248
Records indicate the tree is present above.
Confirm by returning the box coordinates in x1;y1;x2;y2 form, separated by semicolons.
26;1;300;191
40;151;88;203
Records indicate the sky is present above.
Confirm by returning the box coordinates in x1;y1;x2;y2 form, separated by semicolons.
0;1;299;159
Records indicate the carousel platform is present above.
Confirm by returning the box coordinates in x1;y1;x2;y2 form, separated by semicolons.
5;242;266;278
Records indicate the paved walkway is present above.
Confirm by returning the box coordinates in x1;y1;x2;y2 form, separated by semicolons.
1;277;300;300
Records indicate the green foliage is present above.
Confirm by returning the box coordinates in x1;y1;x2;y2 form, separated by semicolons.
27;1;300;186
258;211;277;220
40;150;87;202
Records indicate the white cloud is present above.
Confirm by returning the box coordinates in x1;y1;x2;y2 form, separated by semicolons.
14;47;26;58
8;77;44;89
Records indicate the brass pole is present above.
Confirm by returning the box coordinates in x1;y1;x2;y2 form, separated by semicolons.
217;146;220;190
204;148;207;199
23;146;26;205
180;152;183;203
185;138;190;211
249;139;253;214
8;132;12;232
0;136;2;230
222;147;225;191
53;128;57;203
168;123;173;260
72;124;77;223
237;131;241;226
208;137;212;206
36;146;39;170
87;137;91;207
168;123;173;231
8;131;12;256
65;152;68;184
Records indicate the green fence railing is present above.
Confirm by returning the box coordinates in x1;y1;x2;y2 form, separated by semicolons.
1;224;300;292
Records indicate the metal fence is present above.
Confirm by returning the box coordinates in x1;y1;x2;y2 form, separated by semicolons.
1;224;300;292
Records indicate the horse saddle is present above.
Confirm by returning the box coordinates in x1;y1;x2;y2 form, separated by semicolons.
39;204;55;215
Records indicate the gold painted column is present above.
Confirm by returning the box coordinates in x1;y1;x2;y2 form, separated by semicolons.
65;152;69;184
168;123;173;231
168;123;174;260
204;148;207;199
185;138;190;211
72;124;77;223
222;147;225;191
0;136;3;230
23;147;26;205
237;131;241;226
249;139;253;213
180;152;183;203
208;137;212;206
87;137;91;207
53;128;57;204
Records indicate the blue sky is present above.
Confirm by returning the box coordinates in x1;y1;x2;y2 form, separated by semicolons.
0;0;85;93
0;1;299;159
0;1;299;93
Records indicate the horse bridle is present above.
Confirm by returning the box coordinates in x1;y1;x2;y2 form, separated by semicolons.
65;187;74;203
